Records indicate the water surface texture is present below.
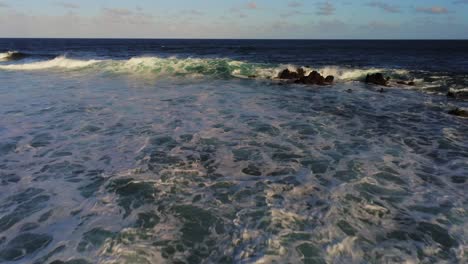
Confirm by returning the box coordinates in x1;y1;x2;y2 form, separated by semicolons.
0;39;467;264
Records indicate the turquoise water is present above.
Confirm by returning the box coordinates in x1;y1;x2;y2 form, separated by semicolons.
0;68;466;263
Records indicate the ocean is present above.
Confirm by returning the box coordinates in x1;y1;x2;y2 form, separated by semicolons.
0;39;467;264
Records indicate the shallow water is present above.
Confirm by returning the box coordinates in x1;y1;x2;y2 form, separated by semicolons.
0;65;467;264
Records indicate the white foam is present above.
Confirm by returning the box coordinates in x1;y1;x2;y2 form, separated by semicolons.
450;87;468;92
0;55;412;82
0;56;101;70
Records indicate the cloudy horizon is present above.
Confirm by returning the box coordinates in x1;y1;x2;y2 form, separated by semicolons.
0;0;467;39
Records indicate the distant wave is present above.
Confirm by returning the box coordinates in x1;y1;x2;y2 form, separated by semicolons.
0;55;412;81
0;51;29;61
0;56;100;70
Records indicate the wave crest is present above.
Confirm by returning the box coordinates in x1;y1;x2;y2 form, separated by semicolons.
0;56;101;70
0;55;410;81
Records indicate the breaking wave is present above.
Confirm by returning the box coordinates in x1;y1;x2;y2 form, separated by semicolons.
0;56;410;81
0;56;101;70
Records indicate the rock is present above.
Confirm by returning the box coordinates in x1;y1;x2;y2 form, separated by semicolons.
447;90;468;100
248;75;257;78
296;71;327;85
296;68;306;78
278;68;334;85
277;68;306;79
278;69;299;79
448;108;468;117
408;81;415;86
365;73;389;86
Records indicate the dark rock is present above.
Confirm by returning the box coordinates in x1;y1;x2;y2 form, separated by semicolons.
346;89;353;93
296;68;306;78
278;68;334;85
397;81;406;85
278;69;299;79
248;75;257;78
448;108;468;117
407;81;415;86
365;73;389;86
296;71;327;85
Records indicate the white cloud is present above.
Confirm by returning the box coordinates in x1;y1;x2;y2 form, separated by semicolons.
317;2;335;16
415;6;449;14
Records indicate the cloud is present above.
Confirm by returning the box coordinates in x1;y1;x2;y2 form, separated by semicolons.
55;2;79;9
317;2;335;16
415;6;449;14
288;1;303;8
367;1;400;13
247;2;257;9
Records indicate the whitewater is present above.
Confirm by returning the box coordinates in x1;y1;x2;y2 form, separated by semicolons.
0;39;467;264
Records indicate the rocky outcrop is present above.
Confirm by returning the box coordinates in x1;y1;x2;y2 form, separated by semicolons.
365;73;389;86
278;68;304;80
277;68;334;86
448;108;468;118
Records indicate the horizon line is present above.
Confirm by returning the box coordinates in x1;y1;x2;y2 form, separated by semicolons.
0;37;467;41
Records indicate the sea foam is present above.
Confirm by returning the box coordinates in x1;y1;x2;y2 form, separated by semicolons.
0;55;412;83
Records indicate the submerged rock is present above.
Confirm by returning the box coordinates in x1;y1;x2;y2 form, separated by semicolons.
365;73;389;86
448;108;468;117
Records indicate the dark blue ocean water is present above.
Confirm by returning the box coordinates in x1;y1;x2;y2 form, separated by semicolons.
0;39;467;264
1;39;468;73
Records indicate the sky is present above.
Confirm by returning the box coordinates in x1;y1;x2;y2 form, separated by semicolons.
0;0;467;39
